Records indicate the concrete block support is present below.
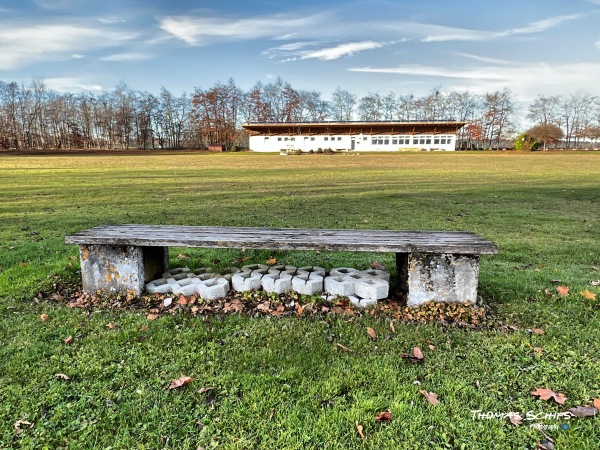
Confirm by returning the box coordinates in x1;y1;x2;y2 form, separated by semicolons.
232;272;263;292
292;273;324;295
360;269;390;282
198;278;230;300
403;252;480;306
79;244;168;296
261;272;293;294
324;275;356;296
354;278;389;300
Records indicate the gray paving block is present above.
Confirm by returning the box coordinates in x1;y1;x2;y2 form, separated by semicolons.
171;277;202;296
193;267;214;275
146;278;173;294
324;275;355;296
360;269;391;282
198;277;230;300
241;264;269;273
359;298;378;308
354;278;389;300
348;295;361;307
163;267;190;276
261;272;293;294
297;266;327;278
329;267;359;277
231;272;263;292
292;273;324;295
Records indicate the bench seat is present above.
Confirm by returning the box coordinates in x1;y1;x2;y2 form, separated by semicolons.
65;224;498;305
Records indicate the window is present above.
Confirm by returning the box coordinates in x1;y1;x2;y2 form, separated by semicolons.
278;137;282;141
371;139;377;145
363;137;367;140
284;137;289;141
413;138;419;145
265;137;270;140
440;138;446;144
324;137;329;141
311;137;315;141
392;139;398;145
419;138;425;145
426;138;431;144
384;139;390;145
291;137;295;141
434;138;440;144
338;137;342;141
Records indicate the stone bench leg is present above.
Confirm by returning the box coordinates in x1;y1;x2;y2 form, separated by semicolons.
396;252;480;306
79;244;168;296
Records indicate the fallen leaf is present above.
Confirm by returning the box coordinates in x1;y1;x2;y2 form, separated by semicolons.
366;327;377;341
531;388;567;404
178;295;189;305
420;390;439;406
106;322;115;329
370;261;386;270
580;290;597;301
147;313;159;320
55;373;70;380
337;343;352;353
402;347;424;363
389;321;395;333
566;406;597;418
296;303;304;317
428;344;435;351
531;328;545;335
593;398;600;410
40;314;49;322
268;408;275;420
163;297;172;307
256;301;271;313
63;336;73;345
176;253;190;260
508;411;523;426
355;421;365;439
140;324;148;331
543;288;553;298
223;299;244;313
266;257;277;265
169;374;193;390
14;420;32;434
375;411;392;422
271;304;285;316
533;346;544;355
556;286;569;297
198;387;215;394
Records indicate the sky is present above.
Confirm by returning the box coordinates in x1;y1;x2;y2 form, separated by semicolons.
1;0;599;104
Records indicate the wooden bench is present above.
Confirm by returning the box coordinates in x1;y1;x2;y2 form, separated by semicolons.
65;225;498;305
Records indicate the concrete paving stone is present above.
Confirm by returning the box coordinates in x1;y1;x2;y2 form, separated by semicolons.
164;267;190;276
359;298;378;308
298;266;327;277
197;272;219;281
354;278;389;300
292;273;324;295
348;295;361;307
324;275;356;296
231;272;263;292
320;294;338;302
198;277;230;300
251;268;269;277
171;277;203;296
145;278;173;294
261;272;293;294
359;269;390;282
241;264;269;273
329;267;359;277
193;267;214;275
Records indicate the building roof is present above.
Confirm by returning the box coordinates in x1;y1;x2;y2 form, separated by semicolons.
242;121;468;136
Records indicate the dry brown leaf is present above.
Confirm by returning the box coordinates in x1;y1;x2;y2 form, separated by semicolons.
40;314;49;322
428;344;435;351
169;374;193;389
198;387;215;394
337;343;352;353
556;285;569;297
63;335;73;345
223;298;244;313
14;420;33;434
508;412;523;426
355;421;365;439
530;387;567;404
178;295;189;305
266;257;277;265
366;327;377;341
140;324;148;331
593;398;600;411
533;346;544;355
147;313;159;320
256;301;271;313
271;304;285;316
580;290;597;301
531;328;545;335
566;406;597;418
55;373;70;380
420;390;439;406
389;321;395;333
176;253;190;260
375;410;392;422
296;303;304;317
106;322;115;329
402;347;424;363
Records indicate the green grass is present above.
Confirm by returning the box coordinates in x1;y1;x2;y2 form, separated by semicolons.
1;151;599;449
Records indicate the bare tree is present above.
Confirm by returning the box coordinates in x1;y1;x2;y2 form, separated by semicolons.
330;88;356;121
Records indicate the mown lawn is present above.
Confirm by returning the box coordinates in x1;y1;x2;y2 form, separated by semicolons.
0;150;599;449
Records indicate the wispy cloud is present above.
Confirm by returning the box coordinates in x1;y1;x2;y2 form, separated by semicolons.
45;77;103;92
100;52;154;62
299;40;403;61
422;14;584;42
596;38;600;49
99;17;126;25
0;22;140;70
159;13;327;45
349;62;600;100
454;52;514;65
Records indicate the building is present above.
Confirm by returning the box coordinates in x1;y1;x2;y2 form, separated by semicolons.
242;121;467;152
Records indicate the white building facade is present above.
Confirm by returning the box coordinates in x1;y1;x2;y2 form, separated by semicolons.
243;121;467;152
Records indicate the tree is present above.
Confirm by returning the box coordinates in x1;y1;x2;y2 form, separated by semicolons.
578;125;600;149
526;123;564;150
330;88;356;121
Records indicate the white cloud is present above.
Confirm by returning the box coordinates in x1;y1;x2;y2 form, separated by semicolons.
596;38;600;49
99;17;126;25
349;62;600;100
45;77;103;92
100;52;154;62
454;52;514;65
159;13;327;45
422;14;584;42
299;40;396;61
0;23;140;70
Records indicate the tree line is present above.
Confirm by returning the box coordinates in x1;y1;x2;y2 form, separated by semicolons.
0;77;598;151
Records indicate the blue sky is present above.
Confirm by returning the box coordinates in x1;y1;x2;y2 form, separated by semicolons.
1;0;599;103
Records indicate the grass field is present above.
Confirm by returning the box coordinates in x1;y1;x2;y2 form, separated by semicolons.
0;151;599;449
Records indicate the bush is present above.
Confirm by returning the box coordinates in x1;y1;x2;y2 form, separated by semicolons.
514;133;539;151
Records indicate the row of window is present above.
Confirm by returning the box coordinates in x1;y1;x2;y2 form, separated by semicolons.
267;135;454;145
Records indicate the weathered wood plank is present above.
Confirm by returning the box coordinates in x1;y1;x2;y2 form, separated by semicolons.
66;225;498;255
